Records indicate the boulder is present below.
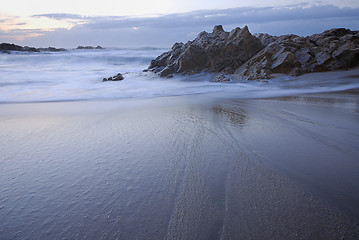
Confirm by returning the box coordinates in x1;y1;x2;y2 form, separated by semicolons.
147;25;263;77
103;73;124;82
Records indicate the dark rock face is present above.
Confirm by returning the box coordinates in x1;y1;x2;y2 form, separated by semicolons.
0;43;66;53
236;28;359;79
147;25;263;77
148;26;359;80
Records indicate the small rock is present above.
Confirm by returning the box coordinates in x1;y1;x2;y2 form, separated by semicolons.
102;73;124;82
112;73;124;81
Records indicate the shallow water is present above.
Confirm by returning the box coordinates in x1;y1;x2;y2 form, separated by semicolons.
1;49;359;103
0;94;359;239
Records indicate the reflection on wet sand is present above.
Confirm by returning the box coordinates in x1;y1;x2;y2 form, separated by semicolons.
265;91;359;113
0;92;359;239
212;105;247;127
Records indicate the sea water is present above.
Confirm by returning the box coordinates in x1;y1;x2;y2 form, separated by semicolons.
1;48;359;239
0;48;359;102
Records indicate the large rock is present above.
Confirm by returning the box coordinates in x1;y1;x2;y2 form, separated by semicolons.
236;28;359;80
148;26;359;80
148;25;263;77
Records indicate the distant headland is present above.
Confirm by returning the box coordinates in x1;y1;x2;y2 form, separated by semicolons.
0;43;66;53
0;43;105;53
76;45;104;50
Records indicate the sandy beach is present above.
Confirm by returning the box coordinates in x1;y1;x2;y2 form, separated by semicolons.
1;91;359;239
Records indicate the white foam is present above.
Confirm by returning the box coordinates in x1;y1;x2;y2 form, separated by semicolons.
0;49;359;103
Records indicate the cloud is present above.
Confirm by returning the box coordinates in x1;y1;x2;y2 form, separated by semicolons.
58;4;359;33
31;13;85;20
0;28;45;42
5;4;359;48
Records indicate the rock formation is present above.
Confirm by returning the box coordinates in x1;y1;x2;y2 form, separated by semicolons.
147;25;263;77
103;73;124;82
147;26;359;80
237;28;359;80
0;43;66;53
76;46;104;50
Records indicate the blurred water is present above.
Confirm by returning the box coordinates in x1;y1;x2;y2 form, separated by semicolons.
0;48;359;102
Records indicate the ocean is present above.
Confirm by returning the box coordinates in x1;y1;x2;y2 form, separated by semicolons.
1;48;359;239
1;48;359;103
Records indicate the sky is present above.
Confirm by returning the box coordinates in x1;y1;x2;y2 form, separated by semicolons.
1;0;359;48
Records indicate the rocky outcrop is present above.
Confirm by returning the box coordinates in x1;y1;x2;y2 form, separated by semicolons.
76;46;104;50
237;28;359;80
147;25;263;77
148;26;359;80
103;73;124;82
0;43;66;53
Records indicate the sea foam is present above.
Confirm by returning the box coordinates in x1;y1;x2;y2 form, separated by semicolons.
0;48;359;103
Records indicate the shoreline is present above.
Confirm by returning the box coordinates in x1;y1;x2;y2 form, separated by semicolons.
1;91;359;239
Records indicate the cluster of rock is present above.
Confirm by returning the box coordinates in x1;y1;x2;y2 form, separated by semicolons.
76;46;104;50
103;73;124;82
147;25;263;79
0;43;66;53
147;26;359;80
238;28;359;79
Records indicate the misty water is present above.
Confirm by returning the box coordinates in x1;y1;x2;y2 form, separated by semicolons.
1;48;359;102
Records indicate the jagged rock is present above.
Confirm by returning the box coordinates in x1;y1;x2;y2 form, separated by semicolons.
38;47;66;52
254;33;278;46
77;45;104;50
271;51;301;74
214;73;231;82
149;26;359;80
113;73;124;81
147;25;263;77
159;66;175;77
103;73;124;82
235;28;359;80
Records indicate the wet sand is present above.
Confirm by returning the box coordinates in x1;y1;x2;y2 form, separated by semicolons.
0;92;359;239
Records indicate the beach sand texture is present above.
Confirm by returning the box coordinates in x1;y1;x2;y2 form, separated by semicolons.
0;93;359;239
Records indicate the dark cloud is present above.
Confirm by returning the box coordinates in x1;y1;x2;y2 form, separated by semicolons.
14;4;359;48
65;4;359;31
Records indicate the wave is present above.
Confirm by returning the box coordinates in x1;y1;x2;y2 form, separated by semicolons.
0;48;359;103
